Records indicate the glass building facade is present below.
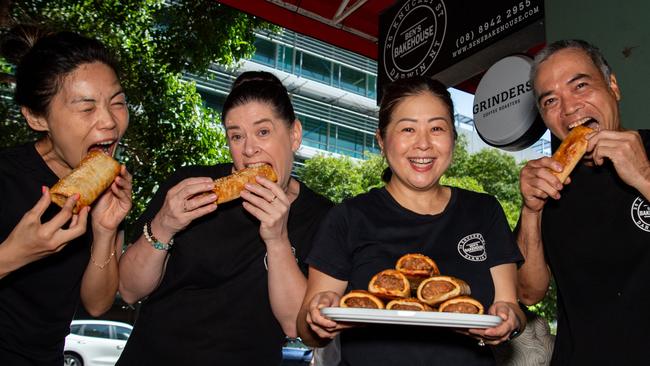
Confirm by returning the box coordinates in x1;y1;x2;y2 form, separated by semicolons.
186;29;550;163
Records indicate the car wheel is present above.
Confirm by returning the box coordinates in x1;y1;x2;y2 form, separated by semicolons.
64;352;83;366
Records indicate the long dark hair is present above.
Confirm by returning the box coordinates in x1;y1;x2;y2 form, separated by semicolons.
378;76;456;182
0;24;119;117
221;71;296;127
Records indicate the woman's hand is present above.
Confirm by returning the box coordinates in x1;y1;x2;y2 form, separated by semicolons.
4;188;89;266
305;291;354;339
151;177;217;240
467;301;522;346
240;176;290;247
91;165;132;235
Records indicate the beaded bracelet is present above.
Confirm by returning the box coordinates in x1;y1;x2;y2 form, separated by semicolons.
143;222;174;251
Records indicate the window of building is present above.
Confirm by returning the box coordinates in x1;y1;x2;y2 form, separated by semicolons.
299;51;332;84
335;125;366;158
367;74;377;99
300;115;329;151
252;38;276;67
340;66;366;95
277;44;294;73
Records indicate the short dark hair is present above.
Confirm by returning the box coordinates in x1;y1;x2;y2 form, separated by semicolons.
377;76;456;182
531;39;613;97
221;71;296;127
1;25;119;117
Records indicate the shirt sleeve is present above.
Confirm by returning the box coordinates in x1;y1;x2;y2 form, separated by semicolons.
291;187;333;275
484;196;524;268
306;203;354;281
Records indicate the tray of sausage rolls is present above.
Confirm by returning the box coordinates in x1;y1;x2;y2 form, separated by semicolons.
321;254;502;328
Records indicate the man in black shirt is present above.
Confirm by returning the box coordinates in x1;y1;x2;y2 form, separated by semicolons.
516;39;650;365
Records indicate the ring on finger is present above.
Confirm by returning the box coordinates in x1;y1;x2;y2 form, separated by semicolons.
478;339;486;347
270;195;277;202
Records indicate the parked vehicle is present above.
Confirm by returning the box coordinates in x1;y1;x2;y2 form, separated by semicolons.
281;338;313;365
64;320;132;366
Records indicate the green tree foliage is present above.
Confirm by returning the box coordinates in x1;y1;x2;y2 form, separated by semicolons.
439;175;484;193
0;0;274;226
448;135;522;204
297;154;381;204
447;134;521;228
445;132;471;176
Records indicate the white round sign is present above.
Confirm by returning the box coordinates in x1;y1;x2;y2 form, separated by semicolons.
472;55;544;150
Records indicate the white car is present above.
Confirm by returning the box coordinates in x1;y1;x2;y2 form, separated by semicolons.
64;319;133;366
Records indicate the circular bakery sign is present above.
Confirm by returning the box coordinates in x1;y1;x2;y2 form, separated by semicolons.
473;55;546;151
383;0;447;80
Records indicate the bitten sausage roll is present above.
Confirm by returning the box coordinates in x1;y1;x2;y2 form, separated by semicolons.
438;296;484;315
368;269;410;300
386;297;433;311
551;125;594;183
213;164;278;204
396;253;440;289
339;290;385;309
50;151;121;214
417;275;471;306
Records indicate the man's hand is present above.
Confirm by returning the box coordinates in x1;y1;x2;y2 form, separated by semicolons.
587;130;650;191
520;157;567;212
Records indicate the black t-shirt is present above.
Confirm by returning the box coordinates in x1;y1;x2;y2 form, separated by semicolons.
307;187;522;366
542;130;650;366
117;164;332;365
0;143;91;365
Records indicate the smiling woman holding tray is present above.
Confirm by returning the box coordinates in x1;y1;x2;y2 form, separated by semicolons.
298;76;525;366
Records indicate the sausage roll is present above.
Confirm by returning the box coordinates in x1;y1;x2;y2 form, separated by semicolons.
339;290;385;309
551;125;594;183
438;296;484;315
368;269;410;300
213;164;278;204
386;297;433;311
50;151;121;214
396;253;440;289
417;275;471;306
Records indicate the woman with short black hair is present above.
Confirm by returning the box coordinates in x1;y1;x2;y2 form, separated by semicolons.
0;25;132;364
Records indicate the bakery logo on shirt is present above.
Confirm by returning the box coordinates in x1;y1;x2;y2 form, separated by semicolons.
631;196;650;233
457;233;487;262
